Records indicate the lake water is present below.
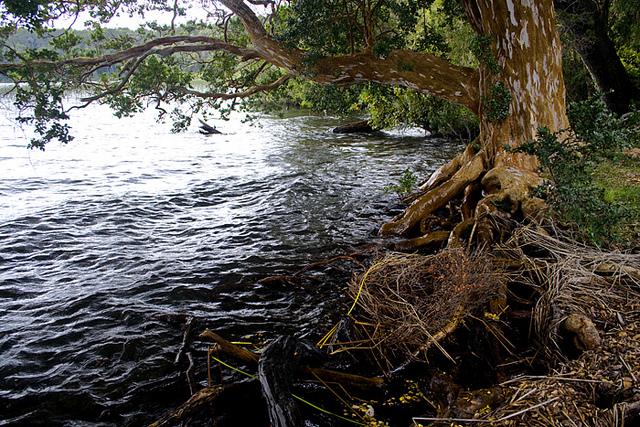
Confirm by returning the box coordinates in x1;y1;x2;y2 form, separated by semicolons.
0;98;461;425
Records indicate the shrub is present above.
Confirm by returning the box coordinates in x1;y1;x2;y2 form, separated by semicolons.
520;95;640;247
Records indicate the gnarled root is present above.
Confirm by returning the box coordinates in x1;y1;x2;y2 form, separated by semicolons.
393;230;450;251
384;150;547;249
380;152;485;236
417;144;477;194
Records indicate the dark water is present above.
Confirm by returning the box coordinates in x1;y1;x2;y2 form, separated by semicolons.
0;101;461;425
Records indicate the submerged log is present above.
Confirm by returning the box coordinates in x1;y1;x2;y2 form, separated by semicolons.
258;336;322;427
199;119;222;135
332;120;375;134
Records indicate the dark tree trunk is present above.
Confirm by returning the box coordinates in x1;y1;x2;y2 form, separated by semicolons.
556;0;640;114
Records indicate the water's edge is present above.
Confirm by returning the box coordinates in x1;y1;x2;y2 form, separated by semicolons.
0;106;461;425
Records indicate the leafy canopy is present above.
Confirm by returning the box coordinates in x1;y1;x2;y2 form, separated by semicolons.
0;0;483;149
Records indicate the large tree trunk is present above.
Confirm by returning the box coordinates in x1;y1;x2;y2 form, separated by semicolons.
556;0;640;115
380;0;569;238
221;0;571;245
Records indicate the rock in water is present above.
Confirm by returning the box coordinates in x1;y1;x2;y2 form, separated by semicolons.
332;120;375;134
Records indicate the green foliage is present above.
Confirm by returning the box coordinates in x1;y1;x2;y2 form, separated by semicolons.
470;34;500;74
483;82;511;122
568;94;636;152
245;76;362;115
384;168;418;198
251;0;477;135
618;46;640;83
274;0;434;57
360;85;478;137
562;45;595;103
520;95;640;247
13;72;73;150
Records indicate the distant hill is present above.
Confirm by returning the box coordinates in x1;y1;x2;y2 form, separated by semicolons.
0;27;139;82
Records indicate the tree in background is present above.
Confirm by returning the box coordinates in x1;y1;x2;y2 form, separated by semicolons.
0;0;637;245
556;0;640;114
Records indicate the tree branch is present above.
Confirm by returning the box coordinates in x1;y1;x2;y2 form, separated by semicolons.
218;1;479;112
173;73;290;100
0;35;261;72
311;50;480;113
218;0;302;69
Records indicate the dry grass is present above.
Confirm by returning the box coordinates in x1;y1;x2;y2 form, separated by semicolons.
482;226;640;426
323;249;504;372
497;226;640;362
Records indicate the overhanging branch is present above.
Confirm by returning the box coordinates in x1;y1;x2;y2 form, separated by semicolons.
0;35;261;72
173;73;290;100
312;50;480;113
217;1;480;112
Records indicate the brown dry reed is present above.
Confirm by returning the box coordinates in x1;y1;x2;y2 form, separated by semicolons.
333;248;504;372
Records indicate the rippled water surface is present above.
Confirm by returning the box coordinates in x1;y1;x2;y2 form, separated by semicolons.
0;99;461;425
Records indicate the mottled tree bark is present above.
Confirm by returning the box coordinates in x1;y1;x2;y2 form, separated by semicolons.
381;0;569;237
222;0;572;242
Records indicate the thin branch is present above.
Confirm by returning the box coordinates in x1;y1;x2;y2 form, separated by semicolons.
0;36;261;72
174;73;290;100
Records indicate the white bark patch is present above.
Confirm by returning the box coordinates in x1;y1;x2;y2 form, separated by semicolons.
532;69;540;91
519;20;530;48
506;0;518;26
523;0;540;26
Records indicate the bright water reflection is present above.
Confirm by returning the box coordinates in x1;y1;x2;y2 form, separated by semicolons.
0;98;462;425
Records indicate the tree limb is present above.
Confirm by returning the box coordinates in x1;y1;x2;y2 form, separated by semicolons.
173;73;290;100
0;36;261;72
311;50;479;113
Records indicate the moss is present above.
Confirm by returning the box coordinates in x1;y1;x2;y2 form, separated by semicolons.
593;156;640;246
483;82;512;122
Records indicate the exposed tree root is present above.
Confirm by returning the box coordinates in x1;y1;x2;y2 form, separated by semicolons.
393;230;450;251
416;144;477;195
384;147;547;253
380;152;485;236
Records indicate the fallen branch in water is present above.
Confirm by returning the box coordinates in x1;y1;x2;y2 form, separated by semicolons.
149;382;263;427
199;329;384;390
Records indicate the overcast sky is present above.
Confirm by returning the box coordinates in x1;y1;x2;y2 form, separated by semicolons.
54;2;267;30
55;9;190;30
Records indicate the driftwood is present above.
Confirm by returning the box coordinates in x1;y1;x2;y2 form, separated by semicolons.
199;329;384;390
149;382;265;427
258;337;320;427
